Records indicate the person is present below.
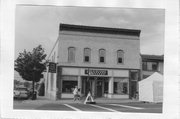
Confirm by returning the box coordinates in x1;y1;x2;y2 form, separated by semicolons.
135;91;139;99
73;86;80;101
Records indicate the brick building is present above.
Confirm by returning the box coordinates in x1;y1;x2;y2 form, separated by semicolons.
44;23;142;100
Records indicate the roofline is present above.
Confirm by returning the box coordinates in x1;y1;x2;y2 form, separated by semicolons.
141;54;164;61
59;23;141;37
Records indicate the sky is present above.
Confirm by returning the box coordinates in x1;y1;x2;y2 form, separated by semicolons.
15;5;165;60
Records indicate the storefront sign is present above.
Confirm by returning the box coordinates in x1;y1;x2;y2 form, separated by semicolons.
48;62;56;73
85;69;108;75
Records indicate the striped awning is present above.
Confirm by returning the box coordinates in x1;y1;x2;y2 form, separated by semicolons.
85;69;108;75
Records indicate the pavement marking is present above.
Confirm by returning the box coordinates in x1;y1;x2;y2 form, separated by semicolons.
64;104;82;111
108;104;144;110
89;104;120;112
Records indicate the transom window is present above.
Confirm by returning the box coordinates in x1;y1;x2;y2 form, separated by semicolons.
68;47;75;63
99;49;106;63
117;50;124;64
84;48;91;62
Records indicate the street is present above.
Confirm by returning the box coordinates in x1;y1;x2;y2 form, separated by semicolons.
13;99;162;113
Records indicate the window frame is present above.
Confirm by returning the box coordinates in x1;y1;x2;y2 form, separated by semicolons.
142;61;159;71
62;76;78;93
113;79;128;95
62;80;78;93
83;48;91;63
117;50;124;64
99;49;106;63
68;47;76;63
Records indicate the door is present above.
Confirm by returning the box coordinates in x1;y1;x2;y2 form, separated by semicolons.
81;77;95;96
130;81;137;98
96;80;103;97
129;70;139;99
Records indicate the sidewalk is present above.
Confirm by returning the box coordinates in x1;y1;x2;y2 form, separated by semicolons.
22;96;140;105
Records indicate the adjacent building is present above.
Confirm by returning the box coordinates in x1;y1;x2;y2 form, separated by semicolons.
45;23;155;100
141;54;164;79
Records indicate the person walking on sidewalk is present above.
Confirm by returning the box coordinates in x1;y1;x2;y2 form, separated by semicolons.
73;86;80;101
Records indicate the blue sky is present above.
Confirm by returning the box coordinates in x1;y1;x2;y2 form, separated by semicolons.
15;6;165;59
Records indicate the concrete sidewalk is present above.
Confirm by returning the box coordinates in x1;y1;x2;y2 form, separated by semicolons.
22;96;140;105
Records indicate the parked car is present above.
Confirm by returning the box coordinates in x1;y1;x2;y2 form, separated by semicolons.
14;87;30;99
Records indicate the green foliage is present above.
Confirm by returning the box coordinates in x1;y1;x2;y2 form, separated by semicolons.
15;45;47;82
23;81;31;89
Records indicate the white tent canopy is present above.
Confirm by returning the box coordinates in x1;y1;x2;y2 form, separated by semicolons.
138;72;163;103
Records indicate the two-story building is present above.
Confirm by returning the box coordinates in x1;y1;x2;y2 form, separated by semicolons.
141;54;164;79
44;23;141;100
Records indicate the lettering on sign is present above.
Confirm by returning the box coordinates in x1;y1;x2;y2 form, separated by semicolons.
48;62;56;73
85;69;108;75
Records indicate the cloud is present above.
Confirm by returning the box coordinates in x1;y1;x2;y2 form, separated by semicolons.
15;6;165;57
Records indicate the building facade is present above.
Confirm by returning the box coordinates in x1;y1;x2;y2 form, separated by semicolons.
45;24;141;100
141;55;164;79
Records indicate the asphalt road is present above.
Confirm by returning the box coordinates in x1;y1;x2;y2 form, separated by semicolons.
14;100;162;113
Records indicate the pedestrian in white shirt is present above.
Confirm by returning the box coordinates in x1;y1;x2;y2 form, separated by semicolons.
73;86;80;101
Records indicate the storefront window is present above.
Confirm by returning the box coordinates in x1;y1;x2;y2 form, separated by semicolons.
62;81;77;93
113;78;128;94
62;76;78;93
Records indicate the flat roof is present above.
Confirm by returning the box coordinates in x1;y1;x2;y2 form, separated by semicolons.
59;23;141;37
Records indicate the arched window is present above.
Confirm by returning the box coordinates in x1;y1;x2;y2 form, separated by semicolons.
99;49;106;63
117;50;124;64
84;48;91;62
68;47;75;62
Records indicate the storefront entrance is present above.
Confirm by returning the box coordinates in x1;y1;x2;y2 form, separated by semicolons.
81;76;108;97
96;79;103;97
129;70;139;99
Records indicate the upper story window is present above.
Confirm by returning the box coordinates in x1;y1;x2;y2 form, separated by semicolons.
117;50;124;64
84;48;91;63
99;49;106;63
142;61;158;71
68;47;75;63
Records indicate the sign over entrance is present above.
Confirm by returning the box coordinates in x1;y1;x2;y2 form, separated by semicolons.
48;62;56;73
85;69;108;75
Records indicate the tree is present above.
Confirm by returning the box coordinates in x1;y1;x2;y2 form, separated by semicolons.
15;45;47;98
24;81;31;89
